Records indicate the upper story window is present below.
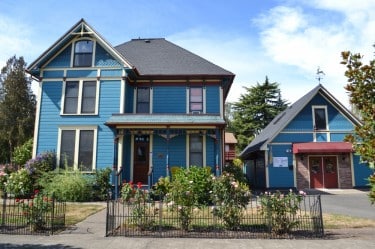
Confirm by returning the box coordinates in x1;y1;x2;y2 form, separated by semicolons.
190;87;203;113
63;80;98;115
73;40;93;67
313;106;327;130
136;87;150;113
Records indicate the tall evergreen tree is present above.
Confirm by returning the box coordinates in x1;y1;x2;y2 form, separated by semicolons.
231;77;288;151
0;56;36;163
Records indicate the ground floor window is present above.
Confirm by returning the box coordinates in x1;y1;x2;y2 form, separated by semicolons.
189;134;203;166
58;127;97;171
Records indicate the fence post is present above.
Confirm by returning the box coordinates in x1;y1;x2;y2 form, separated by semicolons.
1;192;6;231
51;193;55;235
317;195;324;236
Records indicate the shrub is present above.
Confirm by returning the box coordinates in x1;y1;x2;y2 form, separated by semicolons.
92;167;111;201
369;173;375;204
223;158;247;184
151;176;171;199
5;168;33;197
211;173;251;229
259;190;306;235
24;151;56;190
39;169;93;201
12;139;33;168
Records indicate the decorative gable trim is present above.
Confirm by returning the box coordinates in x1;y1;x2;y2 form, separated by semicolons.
27;19;134;77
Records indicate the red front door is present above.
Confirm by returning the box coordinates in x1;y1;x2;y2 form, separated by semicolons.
133;135;149;185
309;156;338;188
309;157;323;188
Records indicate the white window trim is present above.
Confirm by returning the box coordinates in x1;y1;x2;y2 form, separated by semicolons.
187;86;205;114
57;126;98;171
70;38;96;68
61;79;99;115
312;105;330;142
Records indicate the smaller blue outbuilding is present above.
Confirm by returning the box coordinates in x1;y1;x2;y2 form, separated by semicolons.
240;84;373;190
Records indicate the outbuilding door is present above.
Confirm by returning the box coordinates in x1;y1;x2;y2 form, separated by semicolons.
309;156;338;188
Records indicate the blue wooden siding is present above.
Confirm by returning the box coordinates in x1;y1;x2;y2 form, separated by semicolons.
330;133;350;141
152;135;168;183
43;70;64;78
205;136;215;173
100;69;122;77
153;86;186;113
273;133;313;143
352;155;373;187
95;44;121;67
66;70;97;78
206;86;220;114
45;46;71;68
36;82;63;153
122;135;132;181
316;133;327;142
268;144;294;188
169;135;187;167
36;80;121;171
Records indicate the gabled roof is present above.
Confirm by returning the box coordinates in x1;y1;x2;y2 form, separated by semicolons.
115;38;234;77
239;84;362;159
27;19;133;76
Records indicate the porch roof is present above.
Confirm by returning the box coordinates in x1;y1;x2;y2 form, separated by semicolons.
105;114;226;127
292;142;353;154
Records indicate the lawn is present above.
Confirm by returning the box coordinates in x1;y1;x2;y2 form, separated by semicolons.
65;202;106;226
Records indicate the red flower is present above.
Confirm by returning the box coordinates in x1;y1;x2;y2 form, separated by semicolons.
137;182;142;189
15;198;20;203
34;189;39;195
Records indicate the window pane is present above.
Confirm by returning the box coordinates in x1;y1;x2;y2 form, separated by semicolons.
137;88;150;102
75;40;93;53
64;82;79;114
74;54;92;67
137;103;150;113
190;134;203;166
190;153;203;167
190;103;203;111
314;108;326;130
60;130;75;168
78;130;94;171
81;81;96;113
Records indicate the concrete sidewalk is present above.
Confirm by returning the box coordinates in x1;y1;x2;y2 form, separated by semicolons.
0;196;374;249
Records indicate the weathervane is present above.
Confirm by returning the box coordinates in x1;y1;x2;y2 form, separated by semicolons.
316;67;325;84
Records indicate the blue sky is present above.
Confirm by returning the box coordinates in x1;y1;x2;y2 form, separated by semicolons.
1;0;374;106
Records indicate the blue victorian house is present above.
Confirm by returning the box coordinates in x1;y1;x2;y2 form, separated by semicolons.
27;19;234;188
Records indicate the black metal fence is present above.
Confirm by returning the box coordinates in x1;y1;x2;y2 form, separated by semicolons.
0;192;66;235
106;194;324;239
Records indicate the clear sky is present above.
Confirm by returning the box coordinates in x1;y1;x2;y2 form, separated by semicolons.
1;0;374;106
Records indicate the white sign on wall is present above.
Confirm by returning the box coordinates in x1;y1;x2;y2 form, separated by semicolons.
273;157;288;167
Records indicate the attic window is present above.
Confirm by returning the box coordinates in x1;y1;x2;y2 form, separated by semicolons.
313;106;327;130
73;40;93;67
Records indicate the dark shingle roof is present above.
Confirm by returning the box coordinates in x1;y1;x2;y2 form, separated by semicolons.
239;84;362;159
115;38;234;77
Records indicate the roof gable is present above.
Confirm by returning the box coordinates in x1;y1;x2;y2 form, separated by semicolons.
239;84;362;159
27;19;133;76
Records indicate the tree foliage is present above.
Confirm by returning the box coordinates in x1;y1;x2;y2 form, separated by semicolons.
231;77;288;151
0;56;36;163
341;46;375;203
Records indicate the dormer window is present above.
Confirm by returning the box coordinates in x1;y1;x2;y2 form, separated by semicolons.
73;40;93;67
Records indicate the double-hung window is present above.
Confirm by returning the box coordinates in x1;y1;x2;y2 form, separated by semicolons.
189;87;203;113
73;40;93;67
59;127;97;171
63;80;97;114
136;87;150;113
189;134;203;166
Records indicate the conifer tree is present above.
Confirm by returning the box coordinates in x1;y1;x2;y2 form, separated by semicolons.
0;56;36;163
